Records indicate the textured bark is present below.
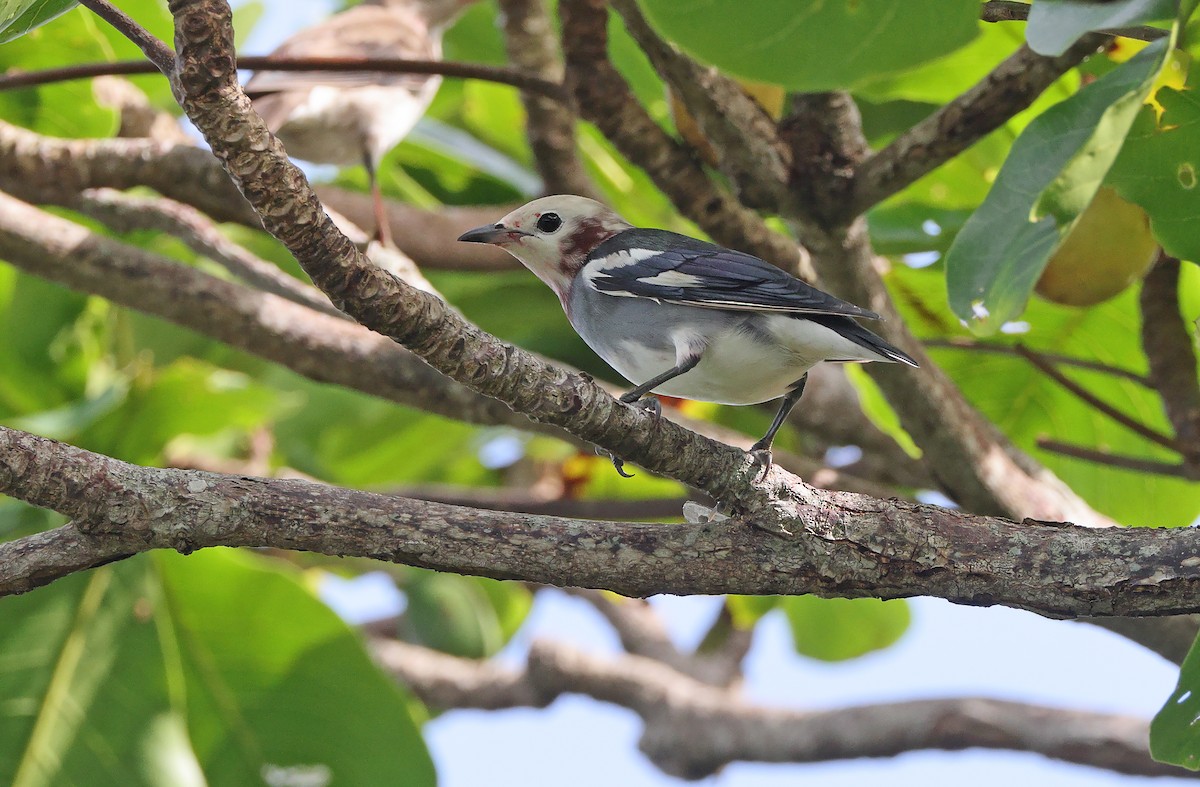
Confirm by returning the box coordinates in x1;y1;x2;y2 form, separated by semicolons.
4;426;1200;617
374;638;1191;780
498;0;598;198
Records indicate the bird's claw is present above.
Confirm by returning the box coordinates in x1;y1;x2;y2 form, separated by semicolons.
749;444;773;480
595;445;636;478
619;394;662;420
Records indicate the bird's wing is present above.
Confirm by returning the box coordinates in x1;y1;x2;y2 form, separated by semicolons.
582;229;881;319
245;6;438;97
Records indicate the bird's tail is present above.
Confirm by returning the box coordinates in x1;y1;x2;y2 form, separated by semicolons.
810;315;919;367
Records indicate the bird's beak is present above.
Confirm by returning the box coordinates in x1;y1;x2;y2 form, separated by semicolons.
458;224;515;245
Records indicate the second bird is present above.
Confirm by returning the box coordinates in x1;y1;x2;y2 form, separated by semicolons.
459;196;918;474
246;0;476;245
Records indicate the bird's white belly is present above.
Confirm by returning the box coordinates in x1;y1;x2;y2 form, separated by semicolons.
609;326;810;406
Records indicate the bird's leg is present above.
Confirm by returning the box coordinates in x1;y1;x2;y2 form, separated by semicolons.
605;354;702;476
618;355;702;406
363;150;393;248
749;374;807;478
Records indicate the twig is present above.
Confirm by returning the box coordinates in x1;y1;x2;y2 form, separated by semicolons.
1140;253;1200;466
497;0;598;197
849;34;1106;218
924;338;1151;386
393;487;691;521
0;56;568;102
77;0;176;74
75;187;347;319
1015;344;1178;451
1036;438;1192;478
980;1;1169;42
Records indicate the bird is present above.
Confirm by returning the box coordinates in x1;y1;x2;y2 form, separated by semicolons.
457;195;918;475
245;0;477;246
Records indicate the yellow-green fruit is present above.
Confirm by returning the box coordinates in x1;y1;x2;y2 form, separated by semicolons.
1035;186;1159;307
669;80;786;167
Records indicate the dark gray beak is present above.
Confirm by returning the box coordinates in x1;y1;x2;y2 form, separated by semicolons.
457;224;509;244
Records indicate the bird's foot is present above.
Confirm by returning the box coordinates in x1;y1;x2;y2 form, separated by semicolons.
596;445;636;478
619;393;662;420
748;440;774;481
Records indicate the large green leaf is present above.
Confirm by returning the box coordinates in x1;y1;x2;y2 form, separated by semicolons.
1151;632;1200;768
1026;0;1176;57
1109;86;1200;262
891;263;1200;527
0;550;436;786
402;572;531;659
636;0;978;91
945;39;1171;335
0;0;76;44
782;596;910;662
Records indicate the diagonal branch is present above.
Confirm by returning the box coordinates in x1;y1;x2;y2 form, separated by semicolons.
1016;344;1179;451
4;423;1200;616
373;638;1190;780
848;34;1106;219
608;0;792;211
75;187;346;319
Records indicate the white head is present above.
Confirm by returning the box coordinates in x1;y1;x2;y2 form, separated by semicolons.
458;195;633;299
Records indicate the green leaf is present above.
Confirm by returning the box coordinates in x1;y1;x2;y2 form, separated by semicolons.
0;0;76;44
1026;0;1176;57
725;595;779;628
1151;632;1200;768
844;364;922;459
1109;87;1200;262
892;264;1200;527
945;40;1171;336
636;0;979;91
403;572;509;659
0;551;436;786
781;596;910;662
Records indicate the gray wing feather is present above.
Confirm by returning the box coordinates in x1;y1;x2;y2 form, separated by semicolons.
585;228;881;320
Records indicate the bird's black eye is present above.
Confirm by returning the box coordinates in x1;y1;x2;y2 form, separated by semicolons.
536;213;563;233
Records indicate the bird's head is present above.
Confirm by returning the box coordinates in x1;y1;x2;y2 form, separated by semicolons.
458;195;633;299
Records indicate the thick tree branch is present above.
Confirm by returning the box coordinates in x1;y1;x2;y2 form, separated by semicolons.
374;638;1186;780
498;0;598;197
1141;254;1200;468
4;425;1200;617
849;34;1106;218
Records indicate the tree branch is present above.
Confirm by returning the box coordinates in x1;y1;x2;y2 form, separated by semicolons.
1141;253;1200;467
4;425;1200;617
980;1;1168;42
0;56;567;102
497;0;598;197
558;0;814;280
372;637;1189;780
1015;344;1179;451
608;0;793;211
1036;438;1193;479
849;34;1106;218
78;0;176;74
925;338;1151;386
75;187;346;319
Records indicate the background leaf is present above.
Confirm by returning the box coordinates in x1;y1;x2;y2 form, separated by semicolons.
635;0;979;91
782;596;911;662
